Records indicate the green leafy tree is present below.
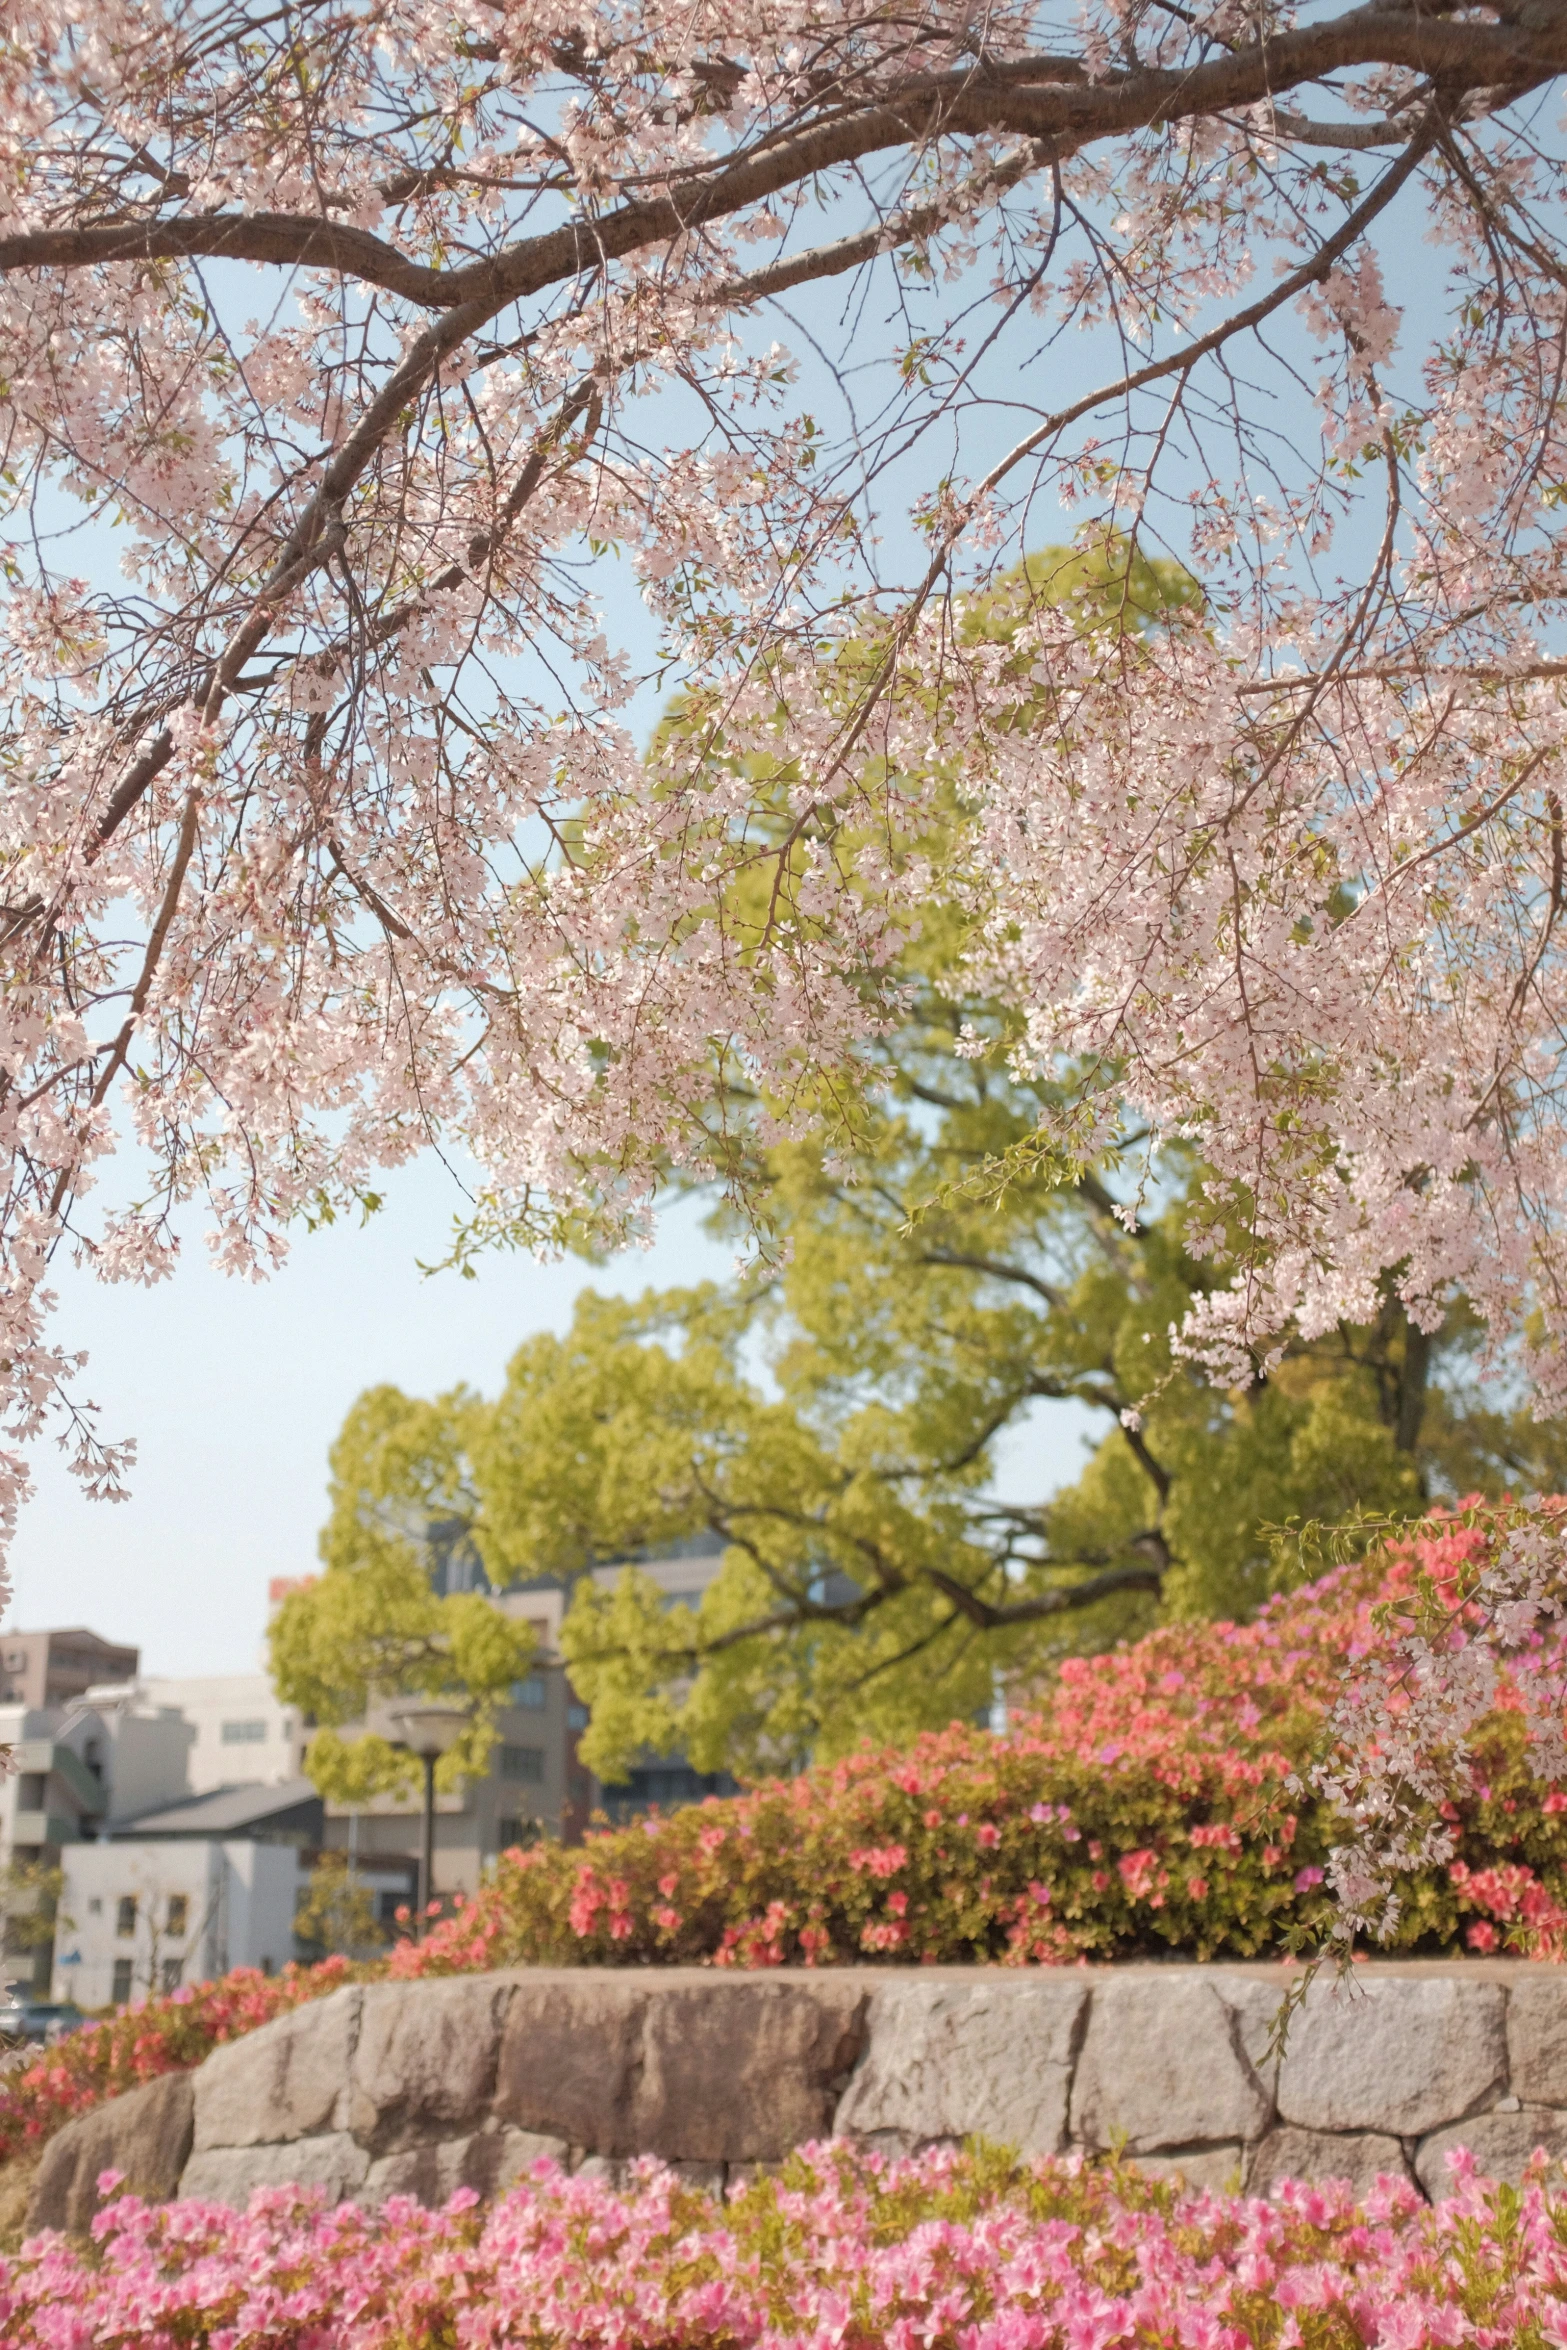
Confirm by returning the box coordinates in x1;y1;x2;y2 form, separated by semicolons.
293;1854;386;1959
311;544;1565;1783
316;978;1537;1782
1;1860;70;1990
271;1388;537;1802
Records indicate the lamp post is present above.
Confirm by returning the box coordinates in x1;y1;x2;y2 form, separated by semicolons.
387;1702;471;1934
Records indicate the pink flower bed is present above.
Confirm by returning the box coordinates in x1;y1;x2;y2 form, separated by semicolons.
7;1512;1567;2183
4;2141;1565;2348
401;1521;1567;1978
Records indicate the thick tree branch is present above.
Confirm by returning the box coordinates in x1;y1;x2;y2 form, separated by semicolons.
913;1245;1065;1306
924;1559;1165;1623
4;16;1557;311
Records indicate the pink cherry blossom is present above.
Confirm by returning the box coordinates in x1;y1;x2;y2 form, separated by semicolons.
0;1;1564;1606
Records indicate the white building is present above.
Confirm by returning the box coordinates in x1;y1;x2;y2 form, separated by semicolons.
0;1705;106;1867
133;1673;306;1794
52;1839;302;2007
60;1690;196;1826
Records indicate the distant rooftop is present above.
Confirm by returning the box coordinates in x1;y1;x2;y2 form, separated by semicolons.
112;1776;322;1844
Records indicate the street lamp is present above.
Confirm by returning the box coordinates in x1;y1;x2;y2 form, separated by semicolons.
387;1701;471;1933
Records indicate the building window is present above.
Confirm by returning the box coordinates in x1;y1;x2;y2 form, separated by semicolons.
115;1896;137;1938
88;1897;102;1916
495;1817;543;1854
567;1702;589;1731
17;1774;46;1809
166;1895;189;1937
220;1718;267;1744
161;1957;183;1993
111;1958;133;2005
499;1744;545;1783
510;1674;547;1709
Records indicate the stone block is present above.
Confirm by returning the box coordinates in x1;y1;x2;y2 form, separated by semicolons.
1070;1974;1272;2153
485;2124;570;2193
494;1974;649;2151
631;1980;867;2163
27;2072;194;2235
1506;1974;1567;2107
663;2160;726;2194
835;1978;1087;2157
179;2132;370;2207
1276;1975;1505;2139
572;2153;624;2186
1247;2126;1412;2200
347;1974;513;2151
1415;2105;1567;2200
360;2123;566;2208
193;1986;360;2151
1126;2145;1244;2193
1213;1977;1287;2083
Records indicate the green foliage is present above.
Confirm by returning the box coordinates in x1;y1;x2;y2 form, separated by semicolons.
0;1861;68;1958
271;1385;537;1801
311;543;1560;1784
311;972;1542;1785
293;1856;385;1959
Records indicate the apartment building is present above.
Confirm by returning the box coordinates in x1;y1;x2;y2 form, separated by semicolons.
0;1683;198;1881
5;1517;743;1992
493;1533;738;1826
317;1657;583;1905
308;1535;735;1900
136;1672;307;1793
0;1627;138;1709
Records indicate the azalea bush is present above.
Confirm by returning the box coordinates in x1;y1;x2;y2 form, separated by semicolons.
400;1521;1567;1978
6;2141;1567;2348
7;1514;1567;2180
0;1961;355;2168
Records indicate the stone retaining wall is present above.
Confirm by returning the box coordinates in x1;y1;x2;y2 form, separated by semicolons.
30;1960;1567;2232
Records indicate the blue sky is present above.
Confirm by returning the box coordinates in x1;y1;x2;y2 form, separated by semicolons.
4;1157;1096;1676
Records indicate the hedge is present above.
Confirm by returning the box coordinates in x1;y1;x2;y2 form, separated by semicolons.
401;1519;1567;1976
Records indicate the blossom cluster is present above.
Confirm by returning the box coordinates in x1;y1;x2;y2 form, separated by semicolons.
4;0;1567;1587
402;1521;1567;1978
6;2140;1567;2348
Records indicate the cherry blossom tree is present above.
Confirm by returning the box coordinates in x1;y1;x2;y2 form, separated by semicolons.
6;0;1567;1652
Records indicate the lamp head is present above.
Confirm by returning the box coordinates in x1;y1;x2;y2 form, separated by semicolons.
387;1700;471;1760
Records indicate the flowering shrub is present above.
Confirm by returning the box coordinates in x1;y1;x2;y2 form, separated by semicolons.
9;1514;1567;2181
0;1961;354;2168
402;1522;1567;1977
6;2141;1567;2347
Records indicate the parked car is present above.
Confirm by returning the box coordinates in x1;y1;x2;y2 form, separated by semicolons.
0;1991;85;2044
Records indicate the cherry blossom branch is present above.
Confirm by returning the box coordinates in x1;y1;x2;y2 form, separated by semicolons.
3;15;1555;313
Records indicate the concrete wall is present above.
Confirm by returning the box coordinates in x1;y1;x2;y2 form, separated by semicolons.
30;1959;1567;2235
